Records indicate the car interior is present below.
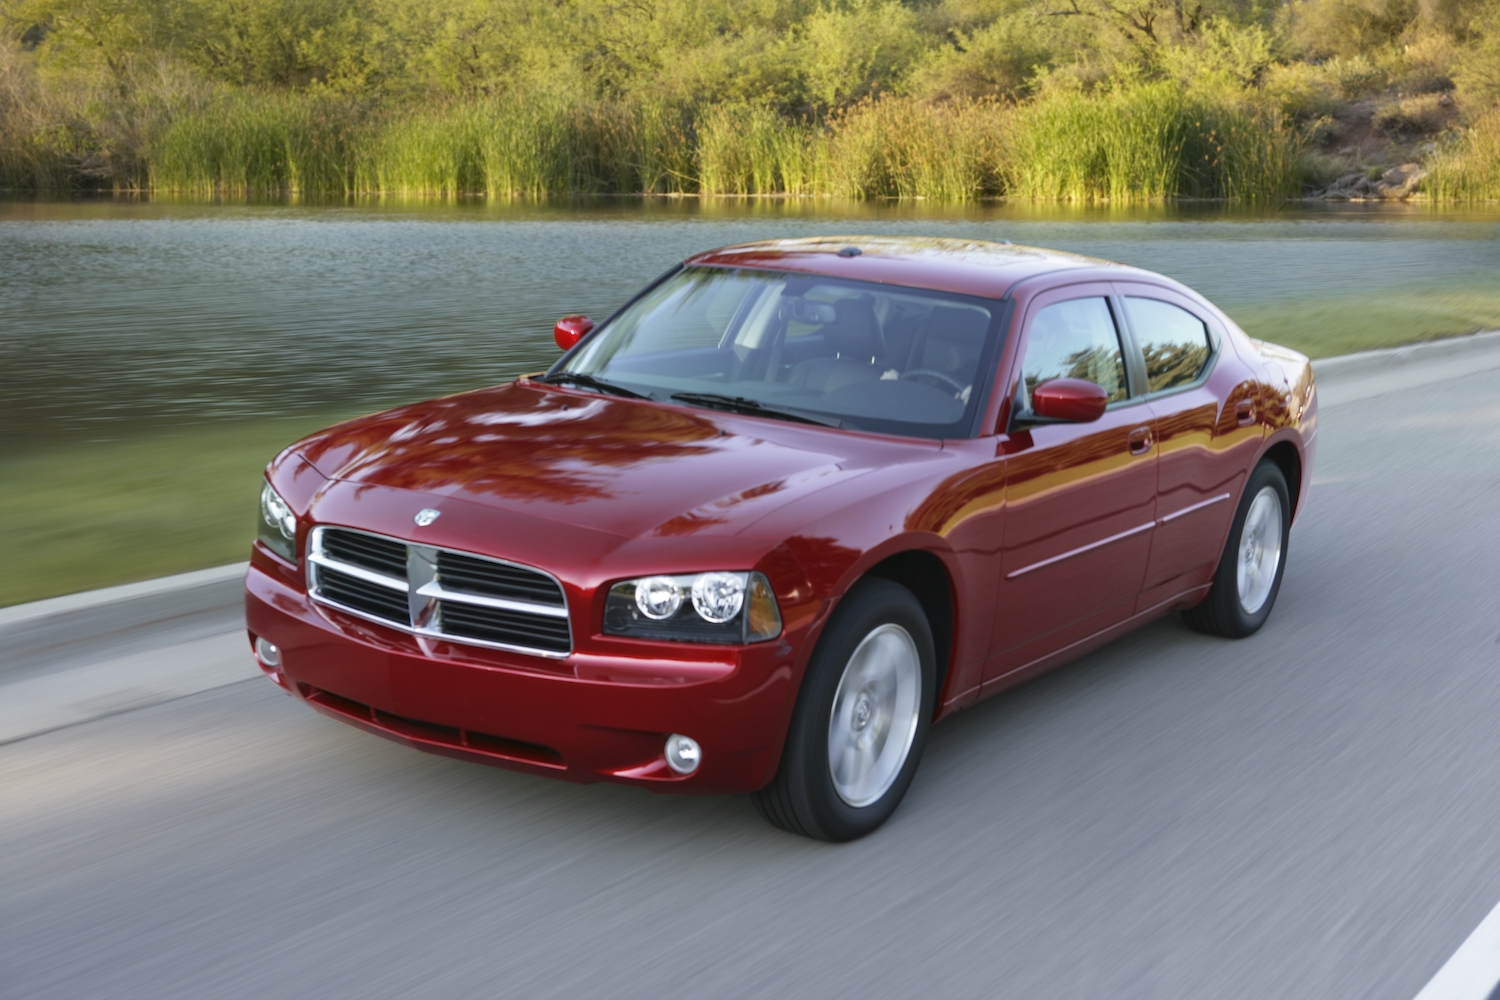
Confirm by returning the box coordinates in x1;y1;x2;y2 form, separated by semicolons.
596;270;998;431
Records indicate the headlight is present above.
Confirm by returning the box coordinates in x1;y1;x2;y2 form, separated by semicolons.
258;480;297;562
604;571;782;644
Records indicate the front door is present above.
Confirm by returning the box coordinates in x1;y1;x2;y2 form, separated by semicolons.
984;289;1157;689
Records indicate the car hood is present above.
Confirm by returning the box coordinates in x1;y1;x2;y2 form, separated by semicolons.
293;381;937;539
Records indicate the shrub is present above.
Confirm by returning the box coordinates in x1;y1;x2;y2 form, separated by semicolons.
906;15;1054;102
1372;92;1455;136
1287;0;1421;59
1453;35;1500;107
1261;62;1346;122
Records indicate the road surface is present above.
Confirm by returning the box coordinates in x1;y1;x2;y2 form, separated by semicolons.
4;349;1500;999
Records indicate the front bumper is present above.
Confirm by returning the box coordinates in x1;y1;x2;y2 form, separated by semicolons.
246;557;800;794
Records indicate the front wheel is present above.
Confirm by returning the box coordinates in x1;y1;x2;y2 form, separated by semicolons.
753;578;936;841
1183;460;1292;638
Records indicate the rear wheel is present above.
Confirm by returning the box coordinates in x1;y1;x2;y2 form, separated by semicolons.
753;578;935;841
1183;460;1292;638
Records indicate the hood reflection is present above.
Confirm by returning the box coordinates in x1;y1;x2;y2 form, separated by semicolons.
293;382;885;537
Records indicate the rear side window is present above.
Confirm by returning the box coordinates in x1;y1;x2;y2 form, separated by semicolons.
1020;297;1128;405
1124;298;1212;393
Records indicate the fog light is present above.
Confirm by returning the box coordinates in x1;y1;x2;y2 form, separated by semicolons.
255;636;281;668
664;734;701;775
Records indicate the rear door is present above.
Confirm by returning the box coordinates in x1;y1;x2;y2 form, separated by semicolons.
985;285;1157;688
1115;285;1257;607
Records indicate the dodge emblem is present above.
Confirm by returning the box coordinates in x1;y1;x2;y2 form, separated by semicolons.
414;508;441;527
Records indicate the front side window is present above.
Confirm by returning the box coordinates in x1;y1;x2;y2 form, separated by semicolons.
554;267;1004;439
1124;297;1213;393
1017;297;1128;411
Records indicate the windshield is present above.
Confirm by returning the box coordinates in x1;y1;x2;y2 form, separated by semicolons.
551;267;1005;439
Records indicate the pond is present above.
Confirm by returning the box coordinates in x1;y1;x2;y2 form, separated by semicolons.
4;197;1499;453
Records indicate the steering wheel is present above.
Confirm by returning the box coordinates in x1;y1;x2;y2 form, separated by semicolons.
899;369;967;395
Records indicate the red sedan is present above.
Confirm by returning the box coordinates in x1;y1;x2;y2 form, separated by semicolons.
246;236;1316;841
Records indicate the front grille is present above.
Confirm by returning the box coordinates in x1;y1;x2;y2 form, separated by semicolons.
307;526;572;658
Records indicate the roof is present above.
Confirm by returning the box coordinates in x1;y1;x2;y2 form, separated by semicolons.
682;236;1131;300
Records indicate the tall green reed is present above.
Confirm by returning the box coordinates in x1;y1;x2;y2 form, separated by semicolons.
823;98;1005;200
1006;83;1297;201
12;72;1320;202
152;90;362;195
358;96;696;197
1427;107;1500;201
698;103;821;195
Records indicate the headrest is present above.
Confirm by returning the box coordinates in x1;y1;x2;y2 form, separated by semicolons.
826;298;882;364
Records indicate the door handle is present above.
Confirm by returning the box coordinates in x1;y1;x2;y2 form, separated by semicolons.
1128;426;1153;456
1235;399;1255;426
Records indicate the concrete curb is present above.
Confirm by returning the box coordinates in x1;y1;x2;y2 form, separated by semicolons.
1;563;248;685
1311;329;1500;382
2;326;1497;631
0;563;247;630
1310;330;1500;408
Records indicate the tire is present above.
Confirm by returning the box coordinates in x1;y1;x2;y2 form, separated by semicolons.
1183;460;1292;638
753;577;936;842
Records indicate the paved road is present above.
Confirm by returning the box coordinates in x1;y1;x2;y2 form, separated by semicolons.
4;363;1500;1000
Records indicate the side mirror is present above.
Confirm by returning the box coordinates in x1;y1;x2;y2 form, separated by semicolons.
1031;378;1108;423
554;315;594;351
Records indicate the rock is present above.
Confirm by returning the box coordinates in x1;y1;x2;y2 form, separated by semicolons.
1372;162;1428;199
1310;172;1377;199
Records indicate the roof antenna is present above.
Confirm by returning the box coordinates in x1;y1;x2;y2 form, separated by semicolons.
836;246;862;257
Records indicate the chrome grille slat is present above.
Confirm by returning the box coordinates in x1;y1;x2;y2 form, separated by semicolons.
308;526;573;658
308;552;408;591
436;551;565;606
316;566;412;623
320;530;408;577
414;581;569;618
427;603;571;653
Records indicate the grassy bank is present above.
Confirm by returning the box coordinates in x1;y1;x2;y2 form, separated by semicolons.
7;300;1500;608
0;413;360;608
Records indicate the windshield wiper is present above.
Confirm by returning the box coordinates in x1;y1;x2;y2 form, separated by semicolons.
670;392;842;428
540;372;652;400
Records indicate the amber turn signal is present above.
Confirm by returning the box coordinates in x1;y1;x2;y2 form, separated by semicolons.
745;574;782;642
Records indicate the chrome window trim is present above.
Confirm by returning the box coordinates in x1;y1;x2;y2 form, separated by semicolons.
306;525;573;659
